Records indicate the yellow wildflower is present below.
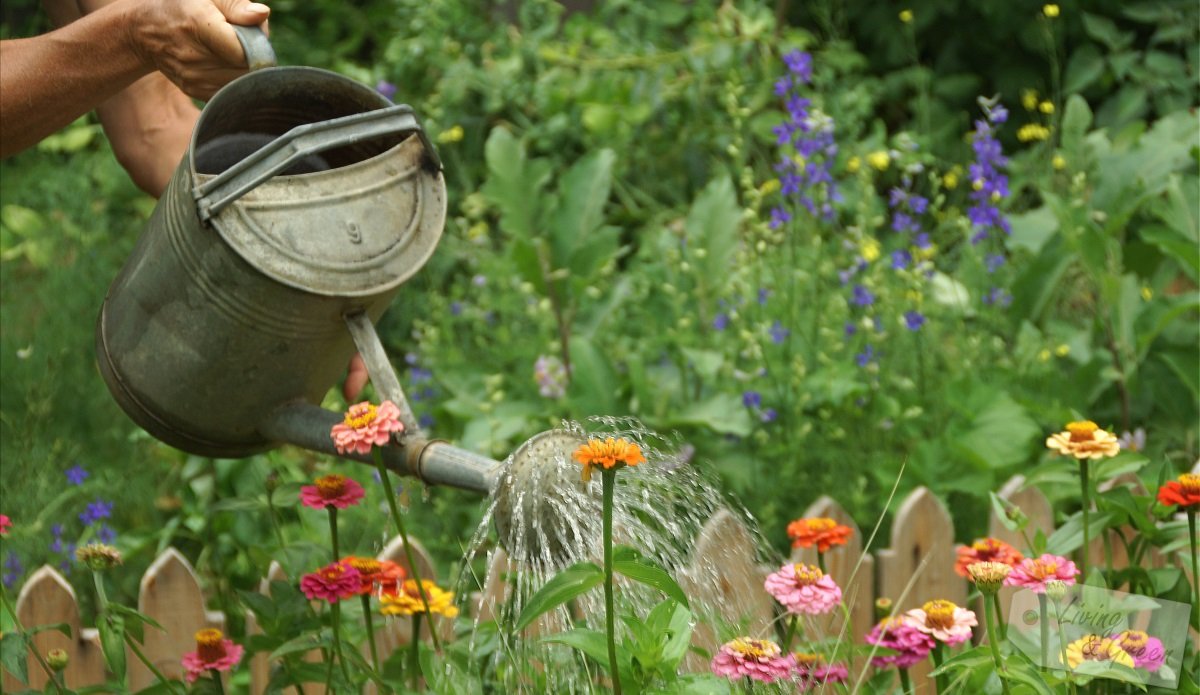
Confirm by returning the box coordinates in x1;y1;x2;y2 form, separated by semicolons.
1043;4;1060;18
942;169;959;189
1017;124;1051;142
437;125;464;144
1054;344;1070;357
1141;286;1153;301
860;238;881;263
1039;100;1055;114
867;151;890;171
846;156;861;174
759;179;781;195
1052;154;1066;170
1038;349;1051;362
1022;90;1040;111
899;9;913;23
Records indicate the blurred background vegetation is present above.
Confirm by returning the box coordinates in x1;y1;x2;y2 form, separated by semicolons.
1;0;1196;624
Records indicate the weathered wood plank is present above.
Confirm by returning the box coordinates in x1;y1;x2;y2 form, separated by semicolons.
2;566;105;689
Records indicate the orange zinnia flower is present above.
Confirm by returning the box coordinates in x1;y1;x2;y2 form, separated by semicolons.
572;437;646;482
954;537;1023;577
786;517;852;552
1045;420;1120;460
1157;473;1200;509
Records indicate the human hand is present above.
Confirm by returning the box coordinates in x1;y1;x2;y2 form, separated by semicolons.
129;0;270;100
343;353;369;403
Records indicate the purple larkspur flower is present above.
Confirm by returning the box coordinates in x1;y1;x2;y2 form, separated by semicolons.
375;80;397;100
914;232;931;249
891;249;912;270
783;50;813;82
3;553;23;589
712;313;730;331
769;207;791;229
66;464;89;486
985;253;1006;273
855;345;877;368
769;321;790;344
967;100;1012;249
758;288;771;305
408;366;433;384
909;195;929;214
904;310;926;331
851;285;875;307
450;301;463;316
844;322;857;337
79;499;113;526
742;391;762;408
418;414;436;430
774;50;840;225
97;525;116;544
982;287;1013;307
760;408;778;423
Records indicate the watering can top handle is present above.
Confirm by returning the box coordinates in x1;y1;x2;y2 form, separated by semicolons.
232;25;277;71
194;104;443;220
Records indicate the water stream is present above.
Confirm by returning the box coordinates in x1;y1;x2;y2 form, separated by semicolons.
455;417;779;693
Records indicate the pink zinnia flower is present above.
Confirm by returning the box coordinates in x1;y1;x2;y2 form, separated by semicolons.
299;474;365;510
793;652;849;687
764;563;842;615
180;629;243;683
1112;630;1166;672
865;616;936;669
905;599;977;646
330;400;404;455
0;514;10;536
711;637;795;683
300;562;362;603
1004;553;1079;593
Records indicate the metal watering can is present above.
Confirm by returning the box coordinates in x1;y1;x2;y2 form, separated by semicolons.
96;27;503;495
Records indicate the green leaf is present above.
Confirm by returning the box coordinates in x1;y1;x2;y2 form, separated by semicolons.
1064;46;1106;95
548;149;616;272
1007;206;1059;255
269;482;305;508
611;548;689;608
1045;511;1114;556
98;614;126;682
685;176;740;294
0;632;28;685
480;127;552;240
954;392;1040;469
662;393;753;437
269;630;331;660
1004;660;1058;695
541;627;618;667
210;497;266;513
26;622;71;638
989;492;1024;533
1082;12;1129;50
1060;95;1094;165
679;348;724;382
567;336;619;416
514;562;604;631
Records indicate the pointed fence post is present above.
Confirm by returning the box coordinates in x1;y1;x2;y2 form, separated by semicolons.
988;474;1055;633
1;566;105;690
789;496;875;673
128;547;225;689
375;534;443;651
678;509;775;671
876;487;964;693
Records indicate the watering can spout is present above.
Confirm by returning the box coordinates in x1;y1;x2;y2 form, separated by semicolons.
258;402;503;495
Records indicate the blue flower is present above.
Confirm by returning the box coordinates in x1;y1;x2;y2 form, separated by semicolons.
79;499;113;526
418;414;436;430
2;553;23;589
891;249;912;270
851;285;875;307
742;391;762;408
769;320;790;344
985;253;1006;273
760;408;778;423
757;288;771;305
855;344;877;367
909;195;929;214
782;50;813;83
472;274;487;287
97;525;116;544
65;464;88;486
409;367;433;384
375;80;397;100
844;322;857;337
903;310;926;331
769;207;791;229
450;301;463;316
712;313;730;331
982;287;1013;307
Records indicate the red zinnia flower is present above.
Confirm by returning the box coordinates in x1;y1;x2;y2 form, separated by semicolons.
300;562;362;603
0;514;10;536
299;474;366;510
1157;473;1200;509
341;556;406;596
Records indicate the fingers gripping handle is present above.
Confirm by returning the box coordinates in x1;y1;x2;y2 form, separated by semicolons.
232;25;276;71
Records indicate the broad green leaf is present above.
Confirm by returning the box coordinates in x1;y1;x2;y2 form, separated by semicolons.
1004;660;1058;695
663;393;753;437
685;176;740;294
549;149;616;272
1007;206;1059;255
989;492;1025;533
269;482;305;508
954;392;1040;469
514;562;604;631
1140;225;1199;280
99;614;127;682
0;632;28;685
1045;511;1114;556
542;628;625;673
1063;46;1106;95
210;497;266;513
1082;12;1129;50
929;271;972;313
1060;95;1093;165
567;336;619;416
269;631;331;660
1011;236;1074;324
680;347;724;382
612;551;689;608
481;127;551;240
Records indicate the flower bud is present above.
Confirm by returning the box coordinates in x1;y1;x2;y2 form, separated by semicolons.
76;543;123;572
1045;579;1069;603
874;597;893;621
47;649;69;671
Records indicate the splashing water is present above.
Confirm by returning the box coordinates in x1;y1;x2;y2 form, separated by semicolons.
455;417;781;693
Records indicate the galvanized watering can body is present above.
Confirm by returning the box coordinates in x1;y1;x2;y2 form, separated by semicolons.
96;31;501;494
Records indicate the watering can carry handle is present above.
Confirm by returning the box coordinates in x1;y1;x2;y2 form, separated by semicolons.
194;104;441;220
232;25;276;71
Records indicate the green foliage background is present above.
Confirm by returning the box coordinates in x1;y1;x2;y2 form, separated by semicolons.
1;0;1197;630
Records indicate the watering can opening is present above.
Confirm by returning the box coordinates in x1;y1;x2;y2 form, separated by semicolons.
191;66;408;177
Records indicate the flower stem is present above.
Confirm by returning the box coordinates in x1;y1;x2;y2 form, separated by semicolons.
992;592;1007;640
816;551;826;575
373;449;442;652
1079;459;1090;576
1038;593;1049;670
982;592;1011;695
930;644;947;694
898;667;913;694
0;586;66;694
782;614;798;651
1189;510;1199;633
127;633;183;694
211;669;226;694
327;507;339;563
602;469;622;695
362;594;382;680
410;613;422;692
331;602;350;684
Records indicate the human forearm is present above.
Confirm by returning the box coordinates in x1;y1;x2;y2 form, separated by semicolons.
0;1;150;157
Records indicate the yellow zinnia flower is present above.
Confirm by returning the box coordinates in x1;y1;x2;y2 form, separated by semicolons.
1046;420;1120;460
1064;635;1133;670
380;579;459;618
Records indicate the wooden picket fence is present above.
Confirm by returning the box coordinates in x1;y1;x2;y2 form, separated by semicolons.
5;465;1198;693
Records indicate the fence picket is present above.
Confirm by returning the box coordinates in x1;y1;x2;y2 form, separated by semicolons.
876;487;964;693
1;566;104;690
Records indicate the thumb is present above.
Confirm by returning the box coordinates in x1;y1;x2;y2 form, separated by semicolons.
212;0;271;26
